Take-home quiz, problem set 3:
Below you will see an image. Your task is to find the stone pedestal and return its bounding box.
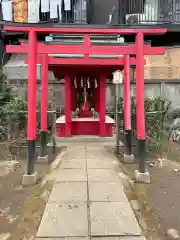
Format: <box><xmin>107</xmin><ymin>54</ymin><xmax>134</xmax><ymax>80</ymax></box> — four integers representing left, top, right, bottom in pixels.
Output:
<box><xmin>123</xmin><ymin>154</ymin><xmax>135</xmax><ymax>163</ymax></box>
<box><xmin>22</xmin><ymin>172</ymin><xmax>38</xmax><ymax>186</ymax></box>
<box><xmin>134</xmin><ymin>170</ymin><xmax>150</xmax><ymax>184</ymax></box>
<box><xmin>37</xmin><ymin>155</ymin><xmax>49</xmax><ymax>164</ymax></box>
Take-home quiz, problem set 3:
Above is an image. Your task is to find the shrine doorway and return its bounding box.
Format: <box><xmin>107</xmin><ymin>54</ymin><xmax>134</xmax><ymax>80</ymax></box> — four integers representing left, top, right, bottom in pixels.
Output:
<box><xmin>73</xmin><ymin>77</ymin><xmax>97</xmax><ymax>117</ymax></box>
<box><xmin>56</xmin><ymin>76</ymin><xmax>115</xmax><ymax>137</ymax></box>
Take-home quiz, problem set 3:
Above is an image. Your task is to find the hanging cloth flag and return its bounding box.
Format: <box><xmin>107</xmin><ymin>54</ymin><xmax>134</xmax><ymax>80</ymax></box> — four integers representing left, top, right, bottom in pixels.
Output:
<box><xmin>13</xmin><ymin>0</ymin><xmax>28</xmax><ymax>23</ymax></box>
<box><xmin>41</xmin><ymin>0</ymin><xmax>49</xmax><ymax>13</ymax></box>
<box><xmin>64</xmin><ymin>0</ymin><xmax>71</xmax><ymax>10</ymax></box>
<box><xmin>58</xmin><ymin>0</ymin><xmax>62</xmax><ymax>21</ymax></box>
<box><xmin>0</xmin><ymin>1</ymin><xmax>3</xmax><ymax>21</ymax></box>
<box><xmin>50</xmin><ymin>0</ymin><xmax>59</xmax><ymax>19</ymax></box>
<box><xmin>2</xmin><ymin>0</ymin><xmax>13</xmax><ymax>21</ymax></box>
<box><xmin>28</xmin><ymin>0</ymin><xmax>40</xmax><ymax>23</ymax></box>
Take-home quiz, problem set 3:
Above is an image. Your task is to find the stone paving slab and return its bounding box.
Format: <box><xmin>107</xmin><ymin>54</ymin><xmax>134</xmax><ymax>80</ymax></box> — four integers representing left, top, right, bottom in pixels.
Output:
<box><xmin>86</xmin><ymin>146</ymin><xmax>111</xmax><ymax>151</ymax></box>
<box><xmin>36</xmin><ymin>238</ymin><xmax>89</xmax><ymax>240</ymax></box>
<box><xmin>36</xmin><ymin>237</ymin><xmax>145</xmax><ymax>240</ymax></box>
<box><xmin>56</xmin><ymin>169</ymin><xmax>87</xmax><ymax>182</ymax></box>
<box><xmin>63</xmin><ymin>147</ymin><xmax>86</xmax><ymax>159</ymax></box>
<box><xmin>91</xmin><ymin>237</ymin><xmax>146</xmax><ymax>240</ymax></box>
<box><xmin>37</xmin><ymin>202</ymin><xmax>88</xmax><ymax>238</ymax></box>
<box><xmin>67</xmin><ymin>146</ymin><xmax>86</xmax><ymax>151</ymax></box>
<box><xmin>63</xmin><ymin>154</ymin><xmax>86</xmax><ymax>160</ymax></box>
<box><xmin>87</xmin><ymin>158</ymin><xmax>116</xmax><ymax>169</ymax></box>
<box><xmin>88</xmin><ymin>169</ymin><xmax>120</xmax><ymax>182</ymax></box>
<box><xmin>86</xmin><ymin>155</ymin><xmax>116</xmax><ymax>163</ymax></box>
<box><xmin>89</xmin><ymin>182</ymin><xmax>127</xmax><ymax>202</ymax></box>
<box><xmin>60</xmin><ymin>159</ymin><xmax>86</xmax><ymax>169</ymax></box>
<box><xmin>86</xmin><ymin>153</ymin><xmax>109</xmax><ymax>159</ymax></box>
<box><xmin>90</xmin><ymin>202</ymin><xmax>141</xmax><ymax>236</ymax></box>
<box><xmin>49</xmin><ymin>182</ymin><xmax>87</xmax><ymax>203</ymax></box>
<box><xmin>86</xmin><ymin>147</ymin><xmax>113</xmax><ymax>155</ymax></box>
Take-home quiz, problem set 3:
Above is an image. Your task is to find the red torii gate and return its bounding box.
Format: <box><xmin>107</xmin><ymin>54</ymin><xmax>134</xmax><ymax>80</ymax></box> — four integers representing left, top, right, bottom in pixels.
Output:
<box><xmin>4</xmin><ymin>25</ymin><xmax>167</xmax><ymax>185</ymax></box>
<box><xmin>25</xmin><ymin>54</ymin><xmax>146</xmax><ymax>142</ymax></box>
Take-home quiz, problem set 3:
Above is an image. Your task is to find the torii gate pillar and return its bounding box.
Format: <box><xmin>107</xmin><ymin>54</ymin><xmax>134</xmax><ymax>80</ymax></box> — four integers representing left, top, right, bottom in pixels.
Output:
<box><xmin>135</xmin><ymin>32</ymin><xmax>150</xmax><ymax>183</ymax></box>
<box><xmin>37</xmin><ymin>54</ymin><xmax>49</xmax><ymax>163</ymax></box>
<box><xmin>65</xmin><ymin>75</ymin><xmax>72</xmax><ymax>137</ymax></box>
<box><xmin>22</xmin><ymin>30</ymin><xmax>37</xmax><ymax>186</ymax></box>
<box><xmin>99</xmin><ymin>75</ymin><xmax>106</xmax><ymax>137</ymax></box>
<box><xmin>123</xmin><ymin>55</ymin><xmax>134</xmax><ymax>163</ymax></box>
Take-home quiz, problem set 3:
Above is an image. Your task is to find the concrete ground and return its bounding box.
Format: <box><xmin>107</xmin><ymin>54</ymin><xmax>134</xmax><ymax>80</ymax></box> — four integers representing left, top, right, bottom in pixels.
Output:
<box><xmin>0</xmin><ymin>146</ymin><xmax>62</xmax><ymax>240</ymax></box>
<box><xmin>36</xmin><ymin>145</ymin><xmax>145</xmax><ymax>240</ymax></box>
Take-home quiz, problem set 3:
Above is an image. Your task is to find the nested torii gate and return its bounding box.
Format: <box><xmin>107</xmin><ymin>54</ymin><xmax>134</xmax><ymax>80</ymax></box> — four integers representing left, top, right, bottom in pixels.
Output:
<box><xmin>4</xmin><ymin>25</ymin><xmax>167</xmax><ymax>185</ymax></box>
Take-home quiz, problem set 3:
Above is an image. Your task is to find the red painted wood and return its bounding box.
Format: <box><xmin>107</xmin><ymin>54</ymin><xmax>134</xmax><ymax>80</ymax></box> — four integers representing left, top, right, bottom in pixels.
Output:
<box><xmin>99</xmin><ymin>75</ymin><xmax>106</xmax><ymax>137</ymax></box>
<box><xmin>50</xmin><ymin>66</ymin><xmax>125</xmax><ymax>79</ymax></box>
<box><xmin>6</xmin><ymin>43</ymin><xmax>166</xmax><ymax>55</ymax></box>
<box><xmin>24</xmin><ymin>56</ymin><xmax>146</xmax><ymax>66</ymax></box>
<box><xmin>56</xmin><ymin>124</ymin><xmax>65</xmax><ymax>136</ymax></box>
<box><xmin>72</xmin><ymin>122</ymin><xmax>99</xmax><ymax>135</ymax></box>
<box><xmin>95</xmin><ymin>84</ymin><xmax>100</xmax><ymax>112</ymax></box>
<box><xmin>78</xmin><ymin>111</ymin><xmax>93</xmax><ymax>118</ymax></box>
<box><xmin>27</xmin><ymin>30</ymin><xmax>37</xmax><ymax>140</ymax></box>
<box><xmin>65</xmin><ymin>75</ymin><xmax>72</xmax><ymax>137</ymax></box>
<box><xmin>4</xmin><ymin>25</ymin><xmax>167</xmax><ymax>35</ymax></box>
<box><xmin>41</xmin><ymin>54</ymin><xmax>48</xmax><ymax>131</ymax></box>
<box><xmin>71</xmin><ymin>83</ymin><xmax>77</xmax><ymax>111</ymax></box>
<box><xmin>105</xmin><ymin>123</ymin><xmax>113</xmax><ymax>137</ymax></box>
<box><xmin>56</xmin><ymin>122</ymin><xmax>113</xmax><ymax>137</ymax></box>
<box><xmin>124</xmin><ymin>55</ymin><xmax>131</xmax><ymax>130</ymax></box>
<box><xmin>136</xmin><ymin>32</ymin><xmax>145</xmax><ymax>139</ymax></box>
<box><xmin>84</xmin><ymin>34</ymin><xmax>90</xmax><ymax>61</ymax></box>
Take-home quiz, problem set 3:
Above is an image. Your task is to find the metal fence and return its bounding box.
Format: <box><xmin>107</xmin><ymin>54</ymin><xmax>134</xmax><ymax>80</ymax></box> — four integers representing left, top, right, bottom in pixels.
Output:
<box><xmin>1</xmin><ymin>0</ymin><xmax>180</xmax><ymax>25</ymax></box>
<box><xmin>123</xmin><ymin>0</ymin><xmax>180</xmax><ymax>24</ymax></box>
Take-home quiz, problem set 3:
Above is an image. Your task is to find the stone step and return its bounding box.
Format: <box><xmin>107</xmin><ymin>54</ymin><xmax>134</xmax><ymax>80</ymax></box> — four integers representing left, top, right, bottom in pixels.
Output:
<box><xmin>48</xmin><ymin>135</ymin><xmax>124</xmax><ymax>147</ymax></box>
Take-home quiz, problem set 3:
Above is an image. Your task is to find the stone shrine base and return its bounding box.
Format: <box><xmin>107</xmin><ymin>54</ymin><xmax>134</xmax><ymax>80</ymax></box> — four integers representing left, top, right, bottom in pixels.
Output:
<box><xmin>56</xmin><ymin>115</ymin><xmax>114</xmax><ymax>137</ymax></box>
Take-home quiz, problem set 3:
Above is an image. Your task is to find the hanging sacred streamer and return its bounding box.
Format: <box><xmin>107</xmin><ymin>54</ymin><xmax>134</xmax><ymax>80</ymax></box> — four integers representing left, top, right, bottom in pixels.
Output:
<box><xmin>87</xmin><ymin>78</ymin><xmax>90</xmax><ymax>89</ymax></box>
<box><xmin>94</xmin><ymin>78</ymin><xmax>98</xmax><ymax>88</ymax></box>
<box><xmin>74</xmin><ymin>78</ymin><xmax>77</xmax><ymax>88</ymax></box>
<box><xmin>83</xmin><ymin>78</ymin><xmax>88</xmax><ymax>111</ymax></box>
<box><xmin>81</xmin><ymin>78</ymin><xmax>83</xmax><ymax>88</ymax></box>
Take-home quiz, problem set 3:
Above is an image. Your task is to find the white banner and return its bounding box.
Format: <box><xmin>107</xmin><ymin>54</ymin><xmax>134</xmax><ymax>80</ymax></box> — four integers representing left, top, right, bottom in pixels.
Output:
<box><xmin>41</xmin><ymin>0</ymin><xmax>50</xmax><ymax>13</ymax></box>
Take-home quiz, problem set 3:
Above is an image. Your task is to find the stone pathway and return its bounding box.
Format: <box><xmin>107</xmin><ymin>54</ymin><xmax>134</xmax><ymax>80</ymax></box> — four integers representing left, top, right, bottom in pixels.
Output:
<box><xmin>36</xmin><ymin>145</ymin><xmax>145</xmax><ymax>240</ymax></box>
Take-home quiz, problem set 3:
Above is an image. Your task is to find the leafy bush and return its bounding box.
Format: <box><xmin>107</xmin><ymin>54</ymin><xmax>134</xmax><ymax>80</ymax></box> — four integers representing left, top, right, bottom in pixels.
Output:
<box><xmin>116</xmin><ymin>96</ymin><xmax>170</xmax><ymax>137</ymax></box>
<box><xmin>128</xmin><ymin>96</ymin><xmax>170</xmax><ymax>151</ymax></box>
<box><xmin>106</xmin><ymin>96</ymin><xmax>171</xmax><ymax>151</ymax></box>
<box><xmin>0</xmin><ymin>73</ymin><xmax>12</xmax><ymax>104</ymax></box>
<box><xmin>0</xmin><ymin>71</ymin><xmax>53</xmax><ymax>140</ymax></box>
<box><xmin>0</xmin><ymin>73</ymin><xmax>13</xmax><ymax>139</ymax></box>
